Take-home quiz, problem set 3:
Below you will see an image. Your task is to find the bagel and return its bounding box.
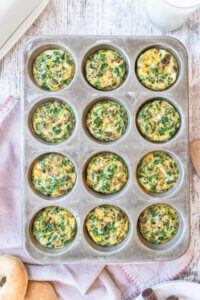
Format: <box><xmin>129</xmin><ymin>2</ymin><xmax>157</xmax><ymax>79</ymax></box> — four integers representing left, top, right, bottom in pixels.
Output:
<box><xmin>25</xmin><ymin>281</ymin><xmax>58</xmax><ymax>300</ymax></box>
<box><xmin>0</xmin><ymin>255</ymin><xmax>28</xmax><ymax>300</ymax></box>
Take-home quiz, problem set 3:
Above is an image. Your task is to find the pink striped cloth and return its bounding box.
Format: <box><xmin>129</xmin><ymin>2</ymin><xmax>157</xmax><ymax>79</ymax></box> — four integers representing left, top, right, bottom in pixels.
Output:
<box><xmin>0</xmin><ymin>96</ymin><xmax>193</xmax><ymax>299</ymax></box>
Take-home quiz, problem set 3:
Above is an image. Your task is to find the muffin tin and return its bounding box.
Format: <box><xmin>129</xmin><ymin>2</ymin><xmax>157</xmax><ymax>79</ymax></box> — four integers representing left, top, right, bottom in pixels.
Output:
<box><xmin>22</xmin><ymin>36</ymin><xmax>190</xmax><ymax>264</ymax></box>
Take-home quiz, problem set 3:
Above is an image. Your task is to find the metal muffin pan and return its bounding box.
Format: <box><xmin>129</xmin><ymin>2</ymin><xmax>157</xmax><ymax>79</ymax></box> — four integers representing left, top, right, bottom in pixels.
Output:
<box><xmin>22</xmin><ymin>36</ymin><xmax>190</xmax><ymax>264</ymax></box>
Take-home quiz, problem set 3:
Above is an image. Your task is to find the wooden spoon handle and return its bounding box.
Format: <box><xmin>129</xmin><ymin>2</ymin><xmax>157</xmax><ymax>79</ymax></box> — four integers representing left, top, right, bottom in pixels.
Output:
<box><xmin>190</xmin><ymin>140</ymin><xmax>200</xmax><ymax>177</ymax></box>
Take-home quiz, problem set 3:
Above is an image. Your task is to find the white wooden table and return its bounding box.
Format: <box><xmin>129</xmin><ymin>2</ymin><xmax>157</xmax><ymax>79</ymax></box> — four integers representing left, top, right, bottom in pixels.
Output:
<box><xmin>0</xmin><ymin>0</ymin><xmax>199</xmax><ymax>282</ymax></box>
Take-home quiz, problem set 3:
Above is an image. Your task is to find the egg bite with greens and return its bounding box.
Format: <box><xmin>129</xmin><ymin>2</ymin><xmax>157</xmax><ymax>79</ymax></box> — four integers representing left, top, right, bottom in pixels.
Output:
<box><xmin>31</xmin><ymin>153</ymin><xmax>76</xmax><ymax>198</ymax></box>
<box><xmin>138</xmin><ymin>203</ymin><xmax>179</xmax><ymax>245</ymax></box>
<box><xmin>85</xmin><ymin>49</ymin><xmax>127</xmax><ymax>91</ymax></box>
<box><xmin>33</xmin><ymin>49</ymin><xmax>75</xmax><ymax>91</ymax></box>
<box><xmin>136</xmin><ymin>47</ymin><xmax>178</xmax><ymax>91</ymax></box>
<box><xmin>86</xmin><ymin>100</ymin><xmax>128</xmax><ymax>142</ymax></box>
<box><xmin>32</xmin><ymin>100</ymin><xmax>76</xmax><ymax>143</ymax></box>
<box><xmin>137</xmin><ymin>151</ymin><xmax>179</xmax><ymax>193</ymax></box>
<box><xmin>85</xmin><ymin>205</ymin><xmax>129</xmax><ymax>247</ymax></box>
<box><xmin>86</xmin><ymin>152</ymin><xmax>128</xmax><ymax>194</ymax></box>
<box><xmin>32</xmin><ymin>206</ymin><xmax>77</xmax><ymax>249</ymax></box>
<box><xmin>136</xmin><ymin>99</ymin><xmax>181</xmax><ymax>142</ymax></box>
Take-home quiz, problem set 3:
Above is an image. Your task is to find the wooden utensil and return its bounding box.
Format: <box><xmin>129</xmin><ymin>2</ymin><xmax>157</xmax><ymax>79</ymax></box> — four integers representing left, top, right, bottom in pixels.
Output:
<box><xmin>190</xmin><ymin>140</ymin><xmax>200</xmax><ymax>177</ymax></box>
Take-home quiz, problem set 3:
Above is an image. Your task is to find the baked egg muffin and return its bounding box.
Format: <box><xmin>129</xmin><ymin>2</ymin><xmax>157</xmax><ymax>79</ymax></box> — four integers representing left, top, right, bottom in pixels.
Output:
<box><xmin>85</xmin><ymin>205</ymin><xmax>129</xmax><ymax>247</ymax></box>
<box><xmin>86</xmin><ymin>100</ymin><xmax>128</xmax><ymax>142</ymax></box>
<box><xmin>31</xmin><ymin>153</ymin><xmax>76</xmax><ymax>197</ymax></box>
<box><xmin>137</xmin><ymin>151</ymin><xmax>179</xmax><ymax>193</ymax></box>
<box><xmin>32</xmin><ymin>100</ymin><xmax>76</xmax><ymax>143</ymax></box>
<box><xmin>33</xmin><ymin>49</ymin><xmax>75</xmax><ymax>91</ymax></box>
<box><xmin>85</xmin><ymin>49</ymin><xmax>127</xmax><ymax>91</ymax></box>
<box><xmin>32</xmin><ymin>206</ymin><xmax>77</xmax><ymax>249</ymax></box>
<box><xmin>136</xmin><ymin>47</ymin><xmax>178</xmax><ymax>91</ymax></box>
<box><xmin>136</xmin><ymin>99</ymin><xmax>181</xmax><ymax>142</ymax></box>
<box><xmin>138</xmin><ymin>203</ymin><xmax>179</xmax><ymax>245</ymax></box>
<box><xmin>86</xmin><ymin>152</ymin><xmax>128</xmax><ymax>194</ymax></box>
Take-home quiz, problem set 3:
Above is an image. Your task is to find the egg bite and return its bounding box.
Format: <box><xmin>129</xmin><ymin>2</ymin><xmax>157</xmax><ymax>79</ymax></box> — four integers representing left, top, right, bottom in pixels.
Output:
<box><xmin>32</xmin><ymin>49</ymin><xmax>75</xmax><ymax>91</ymax></box>
<box><xmin>31</xmin><ymin>153</ymin><xmax>76</xmax><ymax>197</ymax></box>
<box><xmin>137</xmin><ymin>151</ymin><xmax>179</xmax><ymax>193</ymax></box>
<box><xmin>136</xmin><ymin>47</ymin><xmax>178</xmax><ymax>91</ymax></box>
<box><xmin>32</xmin><ymin>100</ymin><xmax>76</xmax><ymax>143</ymax></box>
<box><xmin>85</xmin><ymin>205</ymin><xmax>129</xmax><ymax>247</ymax></box>
<box><xmin>86</xmin><ymin>152</ymin><xmax>128</xmax><ymax>194</ymax></box>
<box><xmin>136</xmin><ymin>99</ymin><xmax>181</xmax><ymax>142</ymax></box>
<box><xmin>86</xmin><ymin>100</ymin><xmax>128</xmax><ymax>142</ymax></box>
<box><xmin>32</xmin><ymin>206</ymin><xmax>77</xmax><ymax>249</ymax></box>
<box><xmin>138</xmin><ymin>203</ymin><xmax>179</xmax><ymax>245</ymax></box>
<box><xmin>85</xmin><ymin>49</ymin><xmax>127</xmax><ymax>91</ymax></box>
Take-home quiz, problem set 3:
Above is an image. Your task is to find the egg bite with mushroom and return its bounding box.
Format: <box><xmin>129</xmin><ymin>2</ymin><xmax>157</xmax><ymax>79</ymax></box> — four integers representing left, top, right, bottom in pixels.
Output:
<box><xmin>136</xmin><ymin>47</ymin><xmax>178</xmax><ymax>91</ymax></box>
<box><xmin>85</xmin><ymin>49</ymin><xmax>127</xmax><ymax>91</ymax></box>
<box><xmin>31</xmin><ymin>153</ymin><xmax>76</xmax><ymax>197</ymax></box>
<box><xmin>85</xmin><ymin>205</ymin><xmax>129</xmax><ymax>247</ymax></box>
<box><xmin>32</xmin><ymin>206</ymin><xmax>77</xmax><ymax>249</ymax></box>
<box><xmin>136</xmin><ymin>99</ymin><xmax>181</xmax><ymax>142</ymax></box>
<box><xmin>32</xmin><ymin>49</ymin><xmax>75</xmax><ymax>91</ymax></box>
<box><xmin>138</xmin><ymin>203</ymin><xmax>179</xmax><ymax>245</ymax></box>
<box><xmin>32</xmin><ymin>100</ymin><xmax>76</xmax><ymax>143</ymax></box>
<box><xmin>86</xmin><ymin>100</ymin><xmax>128</xmax><ymax>142</ymax></box>
<box><xmin>137</xmin><ymin>151</ymin><xmax>179</xmax><ymax>193</ymax></box>
<box><xmin>86</xmin><ymin>152</ymin><xmax>128</xmax><ymax>194</ymax></box>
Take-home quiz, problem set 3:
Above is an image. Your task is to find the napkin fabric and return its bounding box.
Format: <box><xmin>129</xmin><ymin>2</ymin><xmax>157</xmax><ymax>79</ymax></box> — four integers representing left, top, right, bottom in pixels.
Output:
<box><xmin>0</xmin><ymin>96</ymin><xmax>193</xmax><ymax>300</ymax></box>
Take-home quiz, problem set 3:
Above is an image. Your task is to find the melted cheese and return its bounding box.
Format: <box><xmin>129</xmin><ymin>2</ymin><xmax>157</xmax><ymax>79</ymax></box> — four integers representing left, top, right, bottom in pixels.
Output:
<box><xmin>85</xmin><ymin>50</ymin><xmax>127</xmax><ymax>91</ymax></box>
<box><xmin>85</xmin><ymin>205</ymin><xmax>129</xmax><ymax>247</ymax></box>
<box><xmin>138</xmin><ymin>203</ymin><xmax>179</xmax><ymax>245</ymax></box>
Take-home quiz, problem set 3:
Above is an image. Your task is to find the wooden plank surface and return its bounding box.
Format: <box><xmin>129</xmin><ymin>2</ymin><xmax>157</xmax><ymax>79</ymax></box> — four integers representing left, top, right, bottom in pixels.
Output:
<box><xmin>0</xmin><ymin>0</ymin><xmax>200</xmax><ymax>282</ymax></box>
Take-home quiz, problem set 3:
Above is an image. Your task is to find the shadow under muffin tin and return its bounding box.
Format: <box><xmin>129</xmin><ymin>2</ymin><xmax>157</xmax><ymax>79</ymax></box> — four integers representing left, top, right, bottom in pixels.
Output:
<box><xmin>22</xmin><ymin>36</ymin><xmax>189</xmax><ymax>264</ymax></box>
